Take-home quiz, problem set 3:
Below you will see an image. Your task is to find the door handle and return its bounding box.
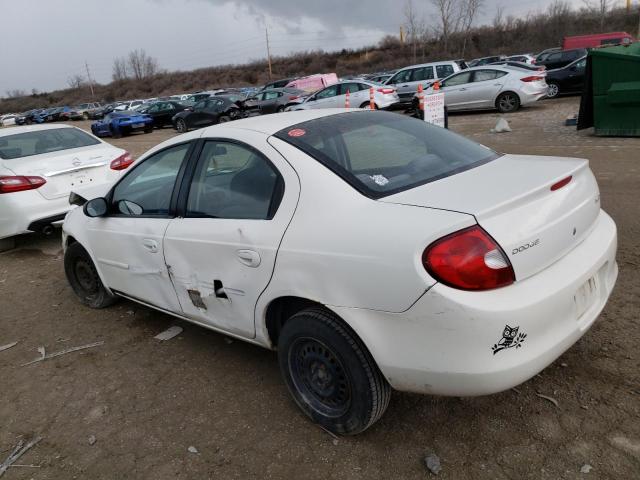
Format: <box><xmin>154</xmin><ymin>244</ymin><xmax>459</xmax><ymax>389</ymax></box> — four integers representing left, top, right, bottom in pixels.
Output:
<box><xmin>142</xmin><ymin>239</ymin><xmax>158</xmax><ymax>253</ymax></box>
<box><xmin>236</xmin><ymin>249</ymin><xmax>261</xmax><ymax>267</ymax></box>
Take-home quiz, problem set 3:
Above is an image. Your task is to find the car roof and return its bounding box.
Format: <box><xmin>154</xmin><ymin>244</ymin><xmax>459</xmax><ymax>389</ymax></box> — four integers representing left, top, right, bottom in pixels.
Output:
<box><xmin>396</xmin><ymin>61</ymin><xmax>456</xmax><ymax>70</ymax></box>
<box><xmin>0</xmin><ymin>123</ymin><xmax>74</xmax><ymax>138</ymax></box>
<box><xmin>200</xmin><ymin>109</ymin><xmax>351</xmax><ymax>136</ymax></box>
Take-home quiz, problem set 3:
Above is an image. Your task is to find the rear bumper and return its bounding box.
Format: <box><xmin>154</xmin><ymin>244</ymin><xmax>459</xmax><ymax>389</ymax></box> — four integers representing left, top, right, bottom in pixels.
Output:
<box><xmin>0</xmin><ymin>190</ymin><xmax>72</xmax><ymax>239</ymax></box>
<box><xmin>519</xmin><ymin>83</ymin><xmax>549</xmax><ymax>106</ymax></box>
<box><xmin>330</xmin><ymin>209</ymin><xmax>617</xmax><ymax>396</ymax></box>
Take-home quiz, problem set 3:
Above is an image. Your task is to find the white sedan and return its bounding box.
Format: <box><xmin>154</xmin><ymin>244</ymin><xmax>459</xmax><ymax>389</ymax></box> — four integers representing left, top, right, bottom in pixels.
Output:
<box><xmin>416</xmin><ymin>66</ymin><xmax>548</xmax><ymax>113</ymax></box>
<box><xmin>0</xmin><ymin>124</ymin><xmax>132</xmax><ymax>244</ymax></box>
<box><xmin>62</xmin><ymin>110</ymin><xmax>617</xmax><ymax>435</ymax></box>
<box><xmin>289</xmin><ymin>80</ymin><xmax>399</xmax><ymax>110</ymax></box>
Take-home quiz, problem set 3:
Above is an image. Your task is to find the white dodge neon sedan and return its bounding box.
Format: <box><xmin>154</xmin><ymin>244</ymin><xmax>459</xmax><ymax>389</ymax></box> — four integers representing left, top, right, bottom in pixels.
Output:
<box><xmin>0</xmin><ymin>124</ymin><xmax>132</xmax><ymax>243</ymax></box>
<box><xmin>62</xmin><ymin>110</ymin><xmax>617</xmax><ymax>435</ymax></box>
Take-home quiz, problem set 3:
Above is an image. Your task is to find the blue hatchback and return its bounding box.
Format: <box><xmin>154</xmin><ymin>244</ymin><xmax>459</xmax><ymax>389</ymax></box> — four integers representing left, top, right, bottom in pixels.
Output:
<box><xmin>91</xmin><ymin>111</ymin><xmax>153</xmax><ymax>138</ymax></box>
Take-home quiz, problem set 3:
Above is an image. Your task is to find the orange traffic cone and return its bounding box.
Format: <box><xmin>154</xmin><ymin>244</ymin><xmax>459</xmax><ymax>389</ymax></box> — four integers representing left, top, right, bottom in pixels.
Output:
<box><xmin>433</xmin><ymin>81</ymin><xmax>440</xmax><ymax>91</ymax></box>
<box><xmin>369</xmin><ymin>87</ymin><xmax>375</xmax><ymax>110</ymax></box>
<box><xmin>345</xmin><ymin>89</ymin><xmax>350</xmax><ymax>108</ymax></box>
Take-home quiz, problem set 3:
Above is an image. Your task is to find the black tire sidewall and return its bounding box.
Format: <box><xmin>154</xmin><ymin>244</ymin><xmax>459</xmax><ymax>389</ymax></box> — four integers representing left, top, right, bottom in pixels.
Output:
<box><xmin>278</xmin><ymin>308</ymin><xmax>384</xmax><ymax>435</ymax></box>
<box><xmin>497</xmin><ymin>92</ymin><xmax>520</xmax><ymax>113</ymax></box>
<box><xmin>64</xmin><ymin>243</ymin><xmax>115</xmax><ymax>309</ymax></box>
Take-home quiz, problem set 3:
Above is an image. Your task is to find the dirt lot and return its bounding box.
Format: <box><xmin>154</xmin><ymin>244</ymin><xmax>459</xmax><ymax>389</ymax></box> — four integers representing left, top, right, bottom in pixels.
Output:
<box><xmin>1</xmin><ymin>97</ymin><xmax>639</xmax><ymax>479</ymax></box>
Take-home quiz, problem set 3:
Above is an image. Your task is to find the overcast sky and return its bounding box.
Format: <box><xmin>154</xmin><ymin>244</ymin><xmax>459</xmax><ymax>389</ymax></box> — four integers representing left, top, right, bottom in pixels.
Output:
<box><xmin>0</xmin><ymin>0</ymin><xmax>582</xmax><ymax>95</ymax></box>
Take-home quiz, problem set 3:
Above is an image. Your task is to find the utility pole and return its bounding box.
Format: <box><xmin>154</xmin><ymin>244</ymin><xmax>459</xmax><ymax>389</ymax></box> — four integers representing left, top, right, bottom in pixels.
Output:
<box><xmin>84</xmin><ymin>60</ymin><xmax>95</xmax><ymax>99</ymax></box>
<box><xmin>265</xmin><ymin>25</ymin><xmax>273</xmax><ymax>80</ymax></box>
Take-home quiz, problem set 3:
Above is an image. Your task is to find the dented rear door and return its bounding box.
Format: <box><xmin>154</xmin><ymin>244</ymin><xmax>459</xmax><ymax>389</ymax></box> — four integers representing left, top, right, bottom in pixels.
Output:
<box><xmin>163</xmin><ymin>132</ymin><xmax>300</xmax><ymax>338</ymax></box>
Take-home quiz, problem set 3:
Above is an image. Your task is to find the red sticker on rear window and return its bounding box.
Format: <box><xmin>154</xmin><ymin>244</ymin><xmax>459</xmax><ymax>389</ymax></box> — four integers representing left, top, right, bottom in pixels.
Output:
<box><xmin>288</xmin><ymin>128</ymin><xmax>306</xmax><ymax>137</ymax></box>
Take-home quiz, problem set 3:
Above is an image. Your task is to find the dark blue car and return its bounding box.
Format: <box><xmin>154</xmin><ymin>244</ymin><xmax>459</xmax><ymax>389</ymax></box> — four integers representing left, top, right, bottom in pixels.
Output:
<box><xmin>90</xmin><ymin>110</ymin><xmax>153</xmax><ymax>138</ymax></box>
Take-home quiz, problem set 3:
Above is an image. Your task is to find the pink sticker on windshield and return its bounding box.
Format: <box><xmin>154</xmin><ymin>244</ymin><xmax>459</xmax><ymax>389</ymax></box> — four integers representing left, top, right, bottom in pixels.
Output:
<box><xmin>288</xmin><ymin>128</ymin><xmax>306</xmax><ymax>137</ymax></box>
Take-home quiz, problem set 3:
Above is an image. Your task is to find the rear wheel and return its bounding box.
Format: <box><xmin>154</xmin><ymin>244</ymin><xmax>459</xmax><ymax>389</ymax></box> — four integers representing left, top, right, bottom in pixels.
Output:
<box><xmin>277</xmin><ymin>105</ymin><xmax>285</xmax><ymax>113</ymax></box>
<box><xmin>496</xmin><ymin>91</ymin><xmax>520</xmax><ymax>113</ymax></box>
<box><xmin>176</xmin><ymin>118</ymin><xmax>188</xmax><ymax>133</ymax></box>
<box><xmin>359</xmin><ymin>102</ymin><xmax>378</xmax><ymax>110</ymax></box>
<box><xmin>278</xmin><ymin>308</ymin><xmax>391</xmax><ymax>435</ymax></box>
<box><xmin>547</xmin><ymin>82</ymin><xmax>560</xmax><ymax>98</ymax></box>
<box><xmin>64</xmin><ymin>242</ymin><xmax>117</xmax><ymax>309</ymax></box>
<box><xmin>218</xmin><ymin>115</ymin><xmax>231</xmax><ymax>123</ymax></box>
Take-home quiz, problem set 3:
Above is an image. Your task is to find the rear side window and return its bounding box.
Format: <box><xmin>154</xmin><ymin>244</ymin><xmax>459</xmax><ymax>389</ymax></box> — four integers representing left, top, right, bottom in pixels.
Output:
<box><xmin>473</xmin><ymin>70</ymin><xmax>507</xmax><ymax>82</ymax></box>
<box><xmin>275</xmin><ymin>111</ymin><xmax>499</xmax><ymax>198</ymax></box>
<box><xmin>0</xmin><ymin>128</ymin><xmax>100</xmax><ymax>160</ymax></box>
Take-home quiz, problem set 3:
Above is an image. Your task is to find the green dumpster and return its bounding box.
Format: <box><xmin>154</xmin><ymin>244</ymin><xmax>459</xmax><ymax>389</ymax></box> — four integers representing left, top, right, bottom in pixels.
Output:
<box><xmin>577</xmin><ymin>43</ymin><xmax>640</xmax><ymax>136</ymax></box>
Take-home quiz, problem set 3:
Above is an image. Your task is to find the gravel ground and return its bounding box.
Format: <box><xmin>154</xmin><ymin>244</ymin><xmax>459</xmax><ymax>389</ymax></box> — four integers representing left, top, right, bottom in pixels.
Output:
<box><xmin>0</xmin><ymin>96</ymin><xmax>639</xmax><ymax>479</ymax></box>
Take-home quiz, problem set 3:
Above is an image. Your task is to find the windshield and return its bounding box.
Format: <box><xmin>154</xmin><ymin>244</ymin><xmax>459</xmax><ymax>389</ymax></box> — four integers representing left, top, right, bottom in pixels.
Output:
<box><xmin>0</xmin><ymin>128</ymin><xmax>100</xmax><ymax>160</ymax></box>
<box><xmin>274</xmin><ymin>111</ymin><xmax>500</xmax><ymax>198</ymax></box>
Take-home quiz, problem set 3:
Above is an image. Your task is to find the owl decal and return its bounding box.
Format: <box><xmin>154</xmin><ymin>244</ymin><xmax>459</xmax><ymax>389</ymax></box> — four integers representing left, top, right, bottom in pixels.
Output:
<box><xmin>492</xmin><ymin>325</ymin><xmax>527</xmax><ymax>355</ymax></box>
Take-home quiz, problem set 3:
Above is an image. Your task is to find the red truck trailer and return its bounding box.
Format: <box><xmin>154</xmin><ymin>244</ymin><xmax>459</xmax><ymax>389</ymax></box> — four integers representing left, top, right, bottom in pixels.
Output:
<box><xmin>563</xmin><ymin>32</ymin><xmax>634</xmax><ymax>50</ymax></box>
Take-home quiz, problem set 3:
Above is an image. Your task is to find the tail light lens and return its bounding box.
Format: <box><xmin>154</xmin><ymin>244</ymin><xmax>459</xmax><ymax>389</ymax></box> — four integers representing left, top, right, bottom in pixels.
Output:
<box><xmin>288</xmin><ymin>95</ymin><xmax>300</xmax><ymax>100</ymax></box>
<box><xmin>520</xmin><ymin>76</ymin><xmax>544</xmax><ymax>82</ymax></box>
<box><xmin>422</xmin><ymin>225</ymin><xmax>515</xmax><ymax>291</ymax></box>
<box><xmin>377</xmin><ymin>88</ymin><xmax>395</xmax><ymax>94</ymax></box>
<box><xmin>110</xmin><ymin>151</ymin><xmax>134</xmax><ymax>170</ymax></box>
<box><xmin>550</xmin><ymin>175</ymin><xmax>572</xmax><ymax>191</ymax></box>
<box><xmin>0</xmin><ymin>176</ymin><xmax>46</xmax><ymax>194</ymax></box>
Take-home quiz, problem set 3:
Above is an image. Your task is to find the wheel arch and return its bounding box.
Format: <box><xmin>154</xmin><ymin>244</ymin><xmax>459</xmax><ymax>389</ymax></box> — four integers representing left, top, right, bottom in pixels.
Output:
<box><xmin>495</xmin><ymin>89</ymin><xmax>521</xmax><ymax>108</ymax></box>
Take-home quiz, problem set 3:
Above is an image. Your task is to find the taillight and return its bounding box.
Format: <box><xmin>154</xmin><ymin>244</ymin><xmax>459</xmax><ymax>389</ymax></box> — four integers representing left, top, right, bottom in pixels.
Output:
<box><xmin>0</xmin><ymin>176</ymin><xmax>46</xmax><ymax>194</ymax></box>
<box><xmin>422</xmin><ymin>225</ymin><xmax>515</xmax><ymax>291</ymax></box>
<box><xmin>377</xmin><ymin>88</ymin><xmax>395</xmax><ymax>94</ymax></box>
<box><xmin>520</xmin><ymin>76</ymin><xmax>544</xmax><ymax>82</ymax></box>
<box><xmin>289</xmin><ymin>95</ymin><xmax>300</xmax><ymax>100</ymax></box>
<box><xmin>110</xmin><ymin>151</ymin><xmax>134</xmax><ymax>170</ymax></box>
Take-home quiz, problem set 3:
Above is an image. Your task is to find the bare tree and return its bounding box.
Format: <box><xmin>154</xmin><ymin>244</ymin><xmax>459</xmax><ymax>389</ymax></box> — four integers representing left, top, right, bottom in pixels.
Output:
<box><xmin>493</xmin><ymin>4</ymin><xmax>504</xmax><ymax>29</ymax></box>
<box><xmin>404</xmin><ymin>0</ymin><xmax>426</xmax><ymax>62</ymax></box>
<box><xmin>430</xmin><ymin>0</ymin><xmax>461</xmax><ymax>54</ymax></box>
<box><xmin>67</xmin><ymin>74</ymin><xmax>85</xmax><ymax>89</ymax></box>
<box><xmin>5</xmin><ymin>89</ymin><xmax>26</xmax><ymax>98</ymax></box>
<box><xmin>582</xmin><ymin>0</ymin><xmax>610</xmax><ymax>30</ymax></box>
<box><xmin>127</xmin><ymin>49</ymin><xmax>159</xmax><ymax>81</ymax></box>
<box><xmin>459</xmin><ymin>0</ymin><xmax>484</xmax><ymax>57</ymax></box>
<box><xmin>112</xmin><ymin>57</ymin><xmax>128</xmax><ymax>81</ymax></box>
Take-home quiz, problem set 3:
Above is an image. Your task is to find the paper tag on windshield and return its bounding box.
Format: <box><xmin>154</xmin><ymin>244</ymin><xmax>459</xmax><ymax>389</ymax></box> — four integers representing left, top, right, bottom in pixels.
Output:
<box><xmin>370</xmin><ymin>174</ymin><xmax>389</xmax><ymax>186</ymax></box>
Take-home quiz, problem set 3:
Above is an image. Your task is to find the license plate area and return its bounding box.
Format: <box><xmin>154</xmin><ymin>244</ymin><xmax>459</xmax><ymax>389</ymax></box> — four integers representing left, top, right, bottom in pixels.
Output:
<box><xmin>574</xmin><ymin>276</ymin><xmax>598</xmax><ymax>321</ymax></box>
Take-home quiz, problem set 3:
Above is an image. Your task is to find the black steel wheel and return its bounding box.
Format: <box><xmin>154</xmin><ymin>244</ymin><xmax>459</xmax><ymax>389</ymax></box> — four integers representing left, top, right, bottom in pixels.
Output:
<box><xmin>278</xmin><ymin>307</ymin><xmax>391</xmax><ymax>435</ymax></box>
<box><xmin>64</xmin><ymin>242</ymin><xmax>117</xmax><ymax>309</ymax></box>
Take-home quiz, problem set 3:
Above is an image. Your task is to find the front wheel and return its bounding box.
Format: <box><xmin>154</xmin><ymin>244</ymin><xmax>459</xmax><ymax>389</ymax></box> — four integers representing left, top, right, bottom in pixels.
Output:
<box><xmin>547</xmin><ymin>82</ymin><xmax>560</xmax><ymax>98</ymax></box>
<box><xmin>278</xmin><ymin>308</ymin><xmax>391</xmax><ymax>435</ymax></box>
<box><xmin>64</xmin><ymin>242</ymin><xmax>118</xmax><ymax>309</ymax></box>
<box><xmin>496</xmin><ymin>91</ymin><xmax>520</xmax><ymax>113</ymax></box>
<box><xmin>218</xmin><ymin>115</ymin><xmax>231</xmax><ymax>123</ymax></box>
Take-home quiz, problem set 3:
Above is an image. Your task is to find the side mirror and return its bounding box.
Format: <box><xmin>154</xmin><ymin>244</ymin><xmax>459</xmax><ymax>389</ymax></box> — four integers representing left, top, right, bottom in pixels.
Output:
<box><xmin>83</xmin><ymin>197</ymin><xmax>108</xmax><ymax>217</ymax></box>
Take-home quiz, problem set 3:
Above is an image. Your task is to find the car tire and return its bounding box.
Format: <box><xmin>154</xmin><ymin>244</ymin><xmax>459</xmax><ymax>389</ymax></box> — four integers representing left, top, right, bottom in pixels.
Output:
<box><xmin>278</xmin><ymin>307</ymin><xmax>391</xmax><ymax>436</ymax></box>
<box><xmin>110</xmin><ymin>126</ymin><xmax>122</xmax><ymax>139</ymax></box>
<box><xmin>219</xmin><ymin>115</ymin><xmax>231</xmax><ymax>123</ymax></box>
<box><xmin>64</xmin><ymin>242</ymin><xmax>118</xmax><ymax>309</ymax></box>
<box><xmin>547</xmin><ymin>82</ymin><xmax>560</xmax><ymax>98</ymax></box>
<box><xmin>83</xmin><ymin>112</ymin><xmax>89</xmax><ymax>120</ymax></box>
<box><xmin>496</xmin><ymin>91</ymin><xmax>520</xmax><ymax>113</ymax></box>
<box><xmin>176</xmin><ymin>119</ymin><xmax>187</xmax><ymax>133</ymax></box>
<box><xmin>144</xmin><ymin>126</ymin><xmax>153</xmax><ymax>133</ymax></box>
<box><xmin>277</xmin><ymin>105</ymin><xmax>285</xmax><ymax>113</ymax></box>
<box><xmin>359</xmin><ymin>102</ymin><xmax>378</xmax><ymax>110</ymax></box>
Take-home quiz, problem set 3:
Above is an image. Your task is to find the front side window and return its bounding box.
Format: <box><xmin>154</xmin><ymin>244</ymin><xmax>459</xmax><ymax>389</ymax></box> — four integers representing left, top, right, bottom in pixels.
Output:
<box><xmin>442</xmin><ymin>71</ymin><xmax>472</xmax><ymax>87</ymax></box>
<box><xmin>0</xmin><ymin>128</ymin><xmax>100</xmax><ymax>160</ymax></box>
<box><xmin>186</xmin><ymin>141</ymin><xmax>282</xmax><ymax>220</ymax></box>
<box><xmin>315</xmin><ymin>85</ymin><xmax>339</xmax><ymax>100</ymax></box>
<box><xmin>389</xmin><ymin>69</ymin><xmax>412</xmax><ymax>84</ymax></box>
<box><xmin>111</xmin><ymin>143</ymin><xmax>190</xmax><ymax>216</ymax></box>
<box><xmin>275</xmin><ymin>111</ymin><xmax>498</xmax><ymax>198</ymax></box>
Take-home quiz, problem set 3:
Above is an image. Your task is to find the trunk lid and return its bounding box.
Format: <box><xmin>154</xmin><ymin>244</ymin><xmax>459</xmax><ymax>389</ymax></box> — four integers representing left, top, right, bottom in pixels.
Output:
<box><xmin>381</xmin><ymin>154</ymin><xmax>601</xmax><ymax>281</ymax></box>
<box><xmin>1</xmin><ymin>144</ymin><xmax>122</xmax><ymax>200</ymax></box>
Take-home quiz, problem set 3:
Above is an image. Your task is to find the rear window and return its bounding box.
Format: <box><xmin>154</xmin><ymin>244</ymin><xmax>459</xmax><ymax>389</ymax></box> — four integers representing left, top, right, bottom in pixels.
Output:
<box><xmin>0</xmin><ymin>128</ymin><xmax>100</xmax><ymax>160</ymax></box>
<box><xmin>275</xmin><ymin>111</ymin><xmax>499</xmax><ymax>198</ymax></box>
